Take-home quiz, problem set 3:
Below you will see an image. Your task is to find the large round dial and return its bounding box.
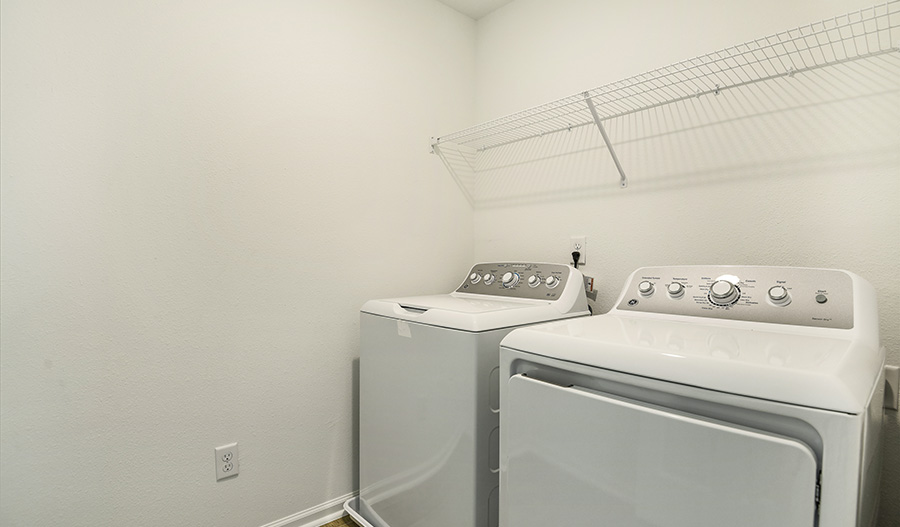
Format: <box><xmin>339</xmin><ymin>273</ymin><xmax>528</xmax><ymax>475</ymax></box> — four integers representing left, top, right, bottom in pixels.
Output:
<box><xmin>709</xmin><ymin>279</ymin><xmax>740</xmax><ymax>305</ymax></box>
<box><xmin>501</xmin><ymin>271</ymin><xmax>520</xmax><ymax>288</ymax></box>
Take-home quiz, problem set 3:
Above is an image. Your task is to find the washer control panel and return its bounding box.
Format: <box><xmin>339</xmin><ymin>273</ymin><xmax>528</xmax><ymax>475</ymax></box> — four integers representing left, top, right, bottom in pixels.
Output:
<box><xmin>616</xmin><ymin>266</ymin><xmax>853</xmax><ymax>329</ymax></box>
<box><xmin>456</xmin><ymin>262</ymin><xmax>573</xmax><ymax>301</ymax></box>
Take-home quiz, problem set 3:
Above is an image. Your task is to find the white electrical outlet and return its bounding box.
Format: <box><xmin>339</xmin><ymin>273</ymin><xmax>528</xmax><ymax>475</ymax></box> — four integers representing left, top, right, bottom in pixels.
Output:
<box><xmin>215</xmin><ymin>442</ymin><xmax>239</xmax><ymax>481</ymax></box>
<box><xmin>570</xmin><ymin>236</ymin><xmax>586</xmax><ymax>266</ymax></box>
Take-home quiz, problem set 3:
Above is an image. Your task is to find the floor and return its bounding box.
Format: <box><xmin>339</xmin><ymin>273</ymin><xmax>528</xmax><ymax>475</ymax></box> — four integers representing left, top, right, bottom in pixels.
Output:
<box><xmin>321</xmin><ymin>516</ymin><xmax>359</xmax><ymax>527</ymax></box>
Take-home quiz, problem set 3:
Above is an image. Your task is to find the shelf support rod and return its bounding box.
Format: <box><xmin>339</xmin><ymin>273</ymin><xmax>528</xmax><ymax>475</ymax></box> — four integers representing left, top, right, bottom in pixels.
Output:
<box><xmin>583</xmin><ymin>92</ymin><xmax>627</xmax><ymax>188</ymax></box>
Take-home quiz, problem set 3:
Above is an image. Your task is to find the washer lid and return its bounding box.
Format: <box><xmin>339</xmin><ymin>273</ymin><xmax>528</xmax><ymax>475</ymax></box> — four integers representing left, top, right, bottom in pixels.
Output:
<box><xmin>501</xmin><ymin>314</ymin><xmax>883</xmax><ymax>413</ymax></box>
<box><xmin>362</xmin><ymin>294</ymin><xmax>584</xmax><ymax>332</ymax></box>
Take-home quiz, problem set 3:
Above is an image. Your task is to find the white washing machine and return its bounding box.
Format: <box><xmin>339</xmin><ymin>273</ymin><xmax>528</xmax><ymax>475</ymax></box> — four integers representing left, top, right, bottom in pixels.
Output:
<box><xmin>499</xmin><ymin>265</ymin><xmax>885</xmax><ymax>527</ymax></box>
<box><xmin>345</xmin><ymin>262</ymin><xmax>589</xmax><ymax>527</ymax></box>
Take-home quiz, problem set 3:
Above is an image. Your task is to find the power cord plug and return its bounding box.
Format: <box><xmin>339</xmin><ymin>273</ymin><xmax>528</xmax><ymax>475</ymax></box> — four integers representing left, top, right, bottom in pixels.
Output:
<box><xmin>572</xmin><ymin>251</ymin><xmax>581</xmax><ymax>269</ymax></box>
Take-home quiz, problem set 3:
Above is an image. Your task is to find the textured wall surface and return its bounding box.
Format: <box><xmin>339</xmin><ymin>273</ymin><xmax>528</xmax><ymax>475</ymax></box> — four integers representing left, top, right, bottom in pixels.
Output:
<box><xmin>472</xmin><ymin>0</ymin><xmax>899</xmax><ymax>526</ymax></box>
<box><xmin>3</xmin><ymin>1</ymin><xmax>898</xmax><ymax>526</ymax></box>
<box><xmin>0</xmin><ymin>1</ymin><xmax>474</xmax><ymax>526</ymax></box>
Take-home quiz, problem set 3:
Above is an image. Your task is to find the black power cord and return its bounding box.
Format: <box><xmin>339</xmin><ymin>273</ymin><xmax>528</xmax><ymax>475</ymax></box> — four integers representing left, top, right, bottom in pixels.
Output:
<box><xmin>572</xmin><ymin>251</ymin><xmax>581</xmax><ymax>269</ymax></box>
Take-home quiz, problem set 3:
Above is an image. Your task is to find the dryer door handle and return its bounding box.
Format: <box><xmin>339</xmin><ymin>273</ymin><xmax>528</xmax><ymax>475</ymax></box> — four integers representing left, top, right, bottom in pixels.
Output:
<box><xmin>396</xmin><ymin>304</ymin><xmax>429</xmax><ymax>315</ymax></box>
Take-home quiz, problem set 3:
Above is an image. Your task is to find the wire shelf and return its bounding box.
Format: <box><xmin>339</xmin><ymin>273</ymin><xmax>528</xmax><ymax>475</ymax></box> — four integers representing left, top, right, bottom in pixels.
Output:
<box><xmin>433</xmin><ymin>1</ymin><xmax>900</xmax><ymax>205</ymax></box>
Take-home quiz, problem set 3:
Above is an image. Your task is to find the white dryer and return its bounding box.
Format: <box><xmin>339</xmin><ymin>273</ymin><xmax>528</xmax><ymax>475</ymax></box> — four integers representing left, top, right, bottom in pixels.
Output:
<box><xmin>499</xmin><ymin>266</ymin><xmax>885</xmax><ymax>527</ymax></box>
<box><xmin>346</xmin><ymin>262</ymin><xmax>589</xmax><ymax>527</ymax></box>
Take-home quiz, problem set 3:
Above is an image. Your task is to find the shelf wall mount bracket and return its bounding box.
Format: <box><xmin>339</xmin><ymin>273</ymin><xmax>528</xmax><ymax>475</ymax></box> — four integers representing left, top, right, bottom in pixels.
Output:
<box><xmin>583</xmin><ymin>91</ymin><xmax>628</xmax><ymax>189</ymax></box>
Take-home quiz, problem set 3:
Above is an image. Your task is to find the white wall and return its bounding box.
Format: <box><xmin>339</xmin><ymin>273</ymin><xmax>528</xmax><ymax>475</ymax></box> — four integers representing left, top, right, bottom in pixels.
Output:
<box><xmin>473</xmin><ymin>1</ymin><xmax>900</xmax><ymax>526</ymax></box>
<box><xmin>0</xmin><ymin>1</ymin><xmax>474</xmax><ymax>526</ymax></box>
<box><xmin>3</xmin><ymin>1</ymin><xmax>898</xmax><ymax>526</ymax></box>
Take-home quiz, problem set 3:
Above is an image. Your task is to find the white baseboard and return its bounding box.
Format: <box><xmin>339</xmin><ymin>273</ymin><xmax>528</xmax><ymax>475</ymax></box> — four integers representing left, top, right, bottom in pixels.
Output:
<box><xmin>259</xmin><ymin>492</ymin><xmax>357</xmax><ymax>527</ymax></box>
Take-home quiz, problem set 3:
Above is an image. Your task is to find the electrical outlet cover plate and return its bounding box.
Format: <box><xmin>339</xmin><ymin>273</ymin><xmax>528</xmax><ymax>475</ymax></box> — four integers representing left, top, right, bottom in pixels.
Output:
<box><xmin>570</xmin><ymin>236</ymin><xmax>586</xmax><ymax>265</ymax></box>
<box><xmin>215</xmin><ymin>442</ymin><xmax>239</xmax><ymax>481</ymax></box>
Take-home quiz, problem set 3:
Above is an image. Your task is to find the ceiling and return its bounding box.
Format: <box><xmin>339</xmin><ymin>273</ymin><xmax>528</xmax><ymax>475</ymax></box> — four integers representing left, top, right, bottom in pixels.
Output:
<box><xmin>435</xmin><ymin>0</ymin><xmax>516</xmax><ymax>20</ymax></box>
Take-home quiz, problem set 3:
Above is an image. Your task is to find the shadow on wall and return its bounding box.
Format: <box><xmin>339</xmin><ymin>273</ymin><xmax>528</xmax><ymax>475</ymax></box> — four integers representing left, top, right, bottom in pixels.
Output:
<box><xmin>879</xmin><ymin>408</ymin><xmax>900</xmax><ymax>527</ymax></box>
<box><xmin>352</xmin><ymin>358</ymin><xmax>360</xmax><ymax>493</ymax></box>
<box><xmin>437</xmin><ymin>61</ymin><xmax>900</xmax><ymax>209</ymax></box>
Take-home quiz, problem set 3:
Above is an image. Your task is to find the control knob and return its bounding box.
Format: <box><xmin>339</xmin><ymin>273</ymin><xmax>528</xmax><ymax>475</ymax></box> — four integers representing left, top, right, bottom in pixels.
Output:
<box><xmin>469</xmin><ymin>273</ymin><xmax>481</xmax><ymax>285</ymax></box>
<box><xmin>667</xmin><ymin>282</ymin><xmax>685</xmax><ymax>298</ymax></box>
<box><xmin>638</xmin><ymin>280</ymin><xmax>654</xmax><ymax>296</ymax></box>
<box><xmin>709</xmin><ymin>279</ymin><xmax>740</xmax><ymax>305</ymax></box>
<box><xmin>545</xmin><ymin>276</ymin><xmax>560</xmax><ymax>289</ymax></box>
<box><xmin>527</xmin><ymin>275</ymin><xmax>541</xmax><ymax>288</ymax></box>
<box><xmin>767</xmin><ymin>285</ymin><xmax>791</xmax><ymax>306</ymax></box>
<box><xmin>483</xmin><ymin>273</ymin><xmax>495</xmax><ymax>285</ymax></box>
<box><xmin>501</xmin><ymin>272</ymin><xmax>520</xmax><ymax>288</ymax></box>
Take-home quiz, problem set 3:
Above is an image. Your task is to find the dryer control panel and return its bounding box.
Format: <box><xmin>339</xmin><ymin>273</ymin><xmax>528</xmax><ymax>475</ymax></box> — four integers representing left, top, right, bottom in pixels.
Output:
<box><xmin>615</xmin><ymin>266</ymin><xmax>854</xmax><ymax>329</ymax></box>
<box><xmin>456</xmin><ymin>262</ymin><xmax>574</xmax><ymax>301</ymax></box>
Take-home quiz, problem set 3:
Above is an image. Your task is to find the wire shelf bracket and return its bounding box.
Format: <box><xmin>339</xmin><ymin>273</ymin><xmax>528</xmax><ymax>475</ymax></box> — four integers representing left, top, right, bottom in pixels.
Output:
<box><xmin>583</xmin><ymin>91</ymin><xmax>628</xmax><ymax>188</ymax></box>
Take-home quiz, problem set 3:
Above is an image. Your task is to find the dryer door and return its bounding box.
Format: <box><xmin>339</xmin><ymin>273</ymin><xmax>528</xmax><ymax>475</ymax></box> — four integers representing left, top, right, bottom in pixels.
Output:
<box><xmin>502</xmin><ymin>374</ymin><xmax>818</xmax><ymax>527</ymax></box>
